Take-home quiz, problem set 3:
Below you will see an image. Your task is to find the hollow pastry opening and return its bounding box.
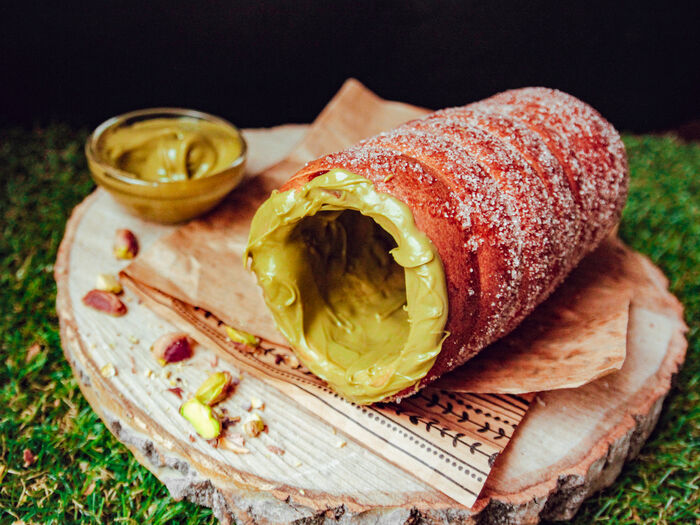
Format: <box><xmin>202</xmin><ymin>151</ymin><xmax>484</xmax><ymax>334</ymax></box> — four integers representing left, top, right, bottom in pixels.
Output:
<box><xmin>295</xmin><ymin>209</ymin><xmax>410</xmax><ymax>370</ymax></box>
<box><xmin>245</xmin><ymin>169</ymin><xmax>448</xmax><ymax>403</ymax></box>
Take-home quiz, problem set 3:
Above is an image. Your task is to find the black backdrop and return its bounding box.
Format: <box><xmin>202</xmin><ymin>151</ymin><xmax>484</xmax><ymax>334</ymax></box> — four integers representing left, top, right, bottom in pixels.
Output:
<box><xmin>1</xmin><ymin>1</ymin><xmax>698</xmax><ymax>132</ymax></box>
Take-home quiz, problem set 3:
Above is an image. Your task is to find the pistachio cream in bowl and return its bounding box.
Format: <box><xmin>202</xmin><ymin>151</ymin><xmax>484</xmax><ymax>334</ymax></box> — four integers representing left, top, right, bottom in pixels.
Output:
<box><xmin>86</xmin><ymin>108</ymin><xmax>246</xmax><ymax>223</ymax></box>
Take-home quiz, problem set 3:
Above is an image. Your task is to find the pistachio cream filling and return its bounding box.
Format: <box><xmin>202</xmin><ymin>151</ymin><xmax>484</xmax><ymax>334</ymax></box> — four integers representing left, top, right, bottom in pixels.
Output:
<box><xmin>245</xmin><ymin>169</ymin><xmax>448</xmax><ymax>404</ymax></box>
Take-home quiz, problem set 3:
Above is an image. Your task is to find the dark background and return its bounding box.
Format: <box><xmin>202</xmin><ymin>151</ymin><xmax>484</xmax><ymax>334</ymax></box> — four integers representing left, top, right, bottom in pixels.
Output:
<box><xmin>1</xmin><ymin>1</ymin><xmax>698</xmax><ymax>132</ymax></box>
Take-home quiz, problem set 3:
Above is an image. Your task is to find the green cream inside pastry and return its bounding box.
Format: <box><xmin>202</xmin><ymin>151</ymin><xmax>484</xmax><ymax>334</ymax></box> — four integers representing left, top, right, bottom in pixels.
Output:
<box><xmin>245</xmin><ymin>169</ymin><xmax>448</xmax><ymax>404</ymax></box>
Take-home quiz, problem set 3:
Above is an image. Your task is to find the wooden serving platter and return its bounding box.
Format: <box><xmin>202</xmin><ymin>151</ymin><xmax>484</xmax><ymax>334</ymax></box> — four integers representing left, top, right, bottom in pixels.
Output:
<box><xmin>55</xmin><ymin>125</ymin><xmax>687</xmax><ymax>524</ymax></box>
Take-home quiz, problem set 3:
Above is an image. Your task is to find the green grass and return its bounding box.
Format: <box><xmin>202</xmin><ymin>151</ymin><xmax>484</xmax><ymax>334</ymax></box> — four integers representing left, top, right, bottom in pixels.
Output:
<box><xmin>0</xmin><ymin>126</ymin><xmax>698</xmax><ymax>524</ymax></box>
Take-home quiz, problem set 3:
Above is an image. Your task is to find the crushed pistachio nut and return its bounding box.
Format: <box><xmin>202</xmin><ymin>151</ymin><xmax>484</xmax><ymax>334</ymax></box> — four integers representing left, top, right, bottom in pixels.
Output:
<box><xmin>167</xmin><ymin>387</ymin><xmax>184</xmax><ymax>399</ymax></box>
<box><xmin>95</xmin><ymin>273</ymin><xmax>123</xmax><ymax>294</ymax></box>
<box><xmin>220</xmin><ymin>415</ymin><xmax>241</xmax><ymax>430</ymax></box>
<box><xmin>180</xmin><ymin>398</ymin><xmax>221</xmax><ymax>440</ymax></box>
<box><xmin>227</xmin><ymin>432</ymin><xmax>246</xmax><ymax>447</ymax></box>
<box><xmin>219</xmin><ymin>438</ymin><xmax>250</xmax><ymax>454</ymax></box>
<box><xmin>82</xmin><ymin>289</ymin><xmax>127</xmax><ymax>316</ymax></box>
<box><xmin>113</xmin><ymin>229</ymin><xmax>139</xmax><ymax>259</ymax></box>
<box><xmin>224</xmin><ymin>326</ymin><xmax>260</xmax><ymax>348</ymax></box>
<box><xmin>150</xmin><ymin>332</ymin><xmax>194</xmax><ymax>365</ymax></box>
<box><xmin>100</xmin><ymin>363</ymin><xmax>117</xmax><ymax>377</ymax></box>
<box><xmin>243</xmin><ymin>413</ymin><xmax>265</xmax><ymax>438</ymax></box>
<box><xmin>195</xmin><ymin>371</ymin><xmax>234</xmax><ymax>406</ymax></box>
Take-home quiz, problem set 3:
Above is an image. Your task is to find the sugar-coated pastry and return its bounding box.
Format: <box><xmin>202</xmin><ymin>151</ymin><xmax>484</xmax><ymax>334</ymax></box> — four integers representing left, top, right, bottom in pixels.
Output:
<box><xmin>245</xmin><ymin>88</ymin><xmax>628</xmax><ymax>404</ymax></box>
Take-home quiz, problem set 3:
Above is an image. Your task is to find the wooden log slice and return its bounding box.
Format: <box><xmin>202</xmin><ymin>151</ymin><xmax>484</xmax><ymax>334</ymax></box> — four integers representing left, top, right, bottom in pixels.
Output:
<box><xmin>55</xmin><ymin>125</ymin><xmax>687</xmax><ymax>524</ymax></box>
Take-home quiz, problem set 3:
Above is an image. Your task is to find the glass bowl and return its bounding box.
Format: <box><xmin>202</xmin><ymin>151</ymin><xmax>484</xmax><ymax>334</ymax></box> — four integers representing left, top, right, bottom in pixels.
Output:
<box><xmin>86</xmin><ymin>108</ymin><xmax>247</xmax><ymax>223</ymax></box>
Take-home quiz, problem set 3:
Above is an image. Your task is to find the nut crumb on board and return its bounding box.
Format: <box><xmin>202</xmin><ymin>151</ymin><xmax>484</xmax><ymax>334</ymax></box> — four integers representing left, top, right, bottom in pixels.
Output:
<box><xmin>244</xmin><ymin>413</ymin><xmax>265</xmax><ymax>437</ymax></box>
<box><xmin>150</xmin><ymin>332</ymin><xmax>195</xmax><ymax>365</ymax></box>
<box><xmin>267</xmin><ymin>445</ymin><xmax>285</xmax><ymax>455</ymax></box>
<box><xmin>100</xmin><ymin>363</ymin><xmax>116</xmax><ymax>377</ymax></box>
<box><xmin>167</xmin><ymin>387</ymin><xmax>184</xmax><ymax>399</ymax></box>
<box><xmin>219</xmin><ymin>437</ymin><xmax>250</xmax><ymax>454</ymax></box>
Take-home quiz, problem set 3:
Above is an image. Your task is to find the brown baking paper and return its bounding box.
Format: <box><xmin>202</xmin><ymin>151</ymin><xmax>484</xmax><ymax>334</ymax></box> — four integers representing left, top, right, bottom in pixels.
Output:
<box><xmin>435</xmin><ymin>237</ymin><xmax>633</xmax><ymax>393</ymax></box>
<box><xmin>121</xmin><ymin>79</ymin><xmax>631</xmax><ymax>506</ymax></box>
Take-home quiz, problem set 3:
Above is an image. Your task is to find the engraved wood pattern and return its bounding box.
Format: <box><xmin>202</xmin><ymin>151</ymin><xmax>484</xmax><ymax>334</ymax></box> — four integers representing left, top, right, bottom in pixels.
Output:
<box><xmin>55</xmin><ymin>124</ymin><xmax>687</xmax><ymax>524</ymax></box>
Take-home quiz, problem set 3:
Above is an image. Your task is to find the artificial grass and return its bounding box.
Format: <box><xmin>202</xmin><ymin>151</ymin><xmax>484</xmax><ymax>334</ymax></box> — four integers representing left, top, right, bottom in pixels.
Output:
<box><xmin>0</xmin><ymin>125</ymin><xmax>698</xmax><ymax>524</ymax></box>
